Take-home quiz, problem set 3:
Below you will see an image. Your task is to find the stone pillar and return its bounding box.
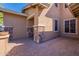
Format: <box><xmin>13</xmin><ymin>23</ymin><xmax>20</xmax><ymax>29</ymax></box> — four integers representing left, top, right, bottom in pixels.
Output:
<box><xmin>0</xmin><ymin>32</ymin><xmax>9</xmax><ymax>56</ymax></box>
<box><xmin>34</xmin><ymin>26</ymin><xmax>45</xmax><ymax>43</ymax></box>
<box><xmin>33</xmin><ymin>6</ymin><xmax>40</xmax><ymax>43</ymax></box>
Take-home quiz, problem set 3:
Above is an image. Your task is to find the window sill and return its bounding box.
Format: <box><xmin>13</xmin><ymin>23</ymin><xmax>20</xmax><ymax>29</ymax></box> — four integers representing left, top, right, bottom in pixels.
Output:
<box><xmin>54</xmin><ymin>31</ymin><xmax>59</xmax><ymax>32</ymax></box>
<box><xmin>63</xmin><ymin>32</ymin><xmax>78</xmax><ymax>35</ymax></box>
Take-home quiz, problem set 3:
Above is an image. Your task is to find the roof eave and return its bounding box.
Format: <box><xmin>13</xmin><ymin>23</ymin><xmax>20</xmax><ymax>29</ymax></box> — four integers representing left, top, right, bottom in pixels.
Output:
<box><xmin>0</xmin><ymin>8</ymin><xmax>27</xmax><ymax>17</ymax></box>
<box><xmin>22</xmin><ymin>3</ymin><xmax>47</xmax><ymax>12</ymax></box>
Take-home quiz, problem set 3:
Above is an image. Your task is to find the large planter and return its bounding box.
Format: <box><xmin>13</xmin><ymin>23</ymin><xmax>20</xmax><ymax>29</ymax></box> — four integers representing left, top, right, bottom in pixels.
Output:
<box><xmin>0</xmin><ymin>32</ymin><xmax>9</xmax><ymax>56</ymax></box>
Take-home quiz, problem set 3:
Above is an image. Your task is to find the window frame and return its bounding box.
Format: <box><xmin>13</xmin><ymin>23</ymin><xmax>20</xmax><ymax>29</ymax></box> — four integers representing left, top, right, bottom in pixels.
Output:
<box><xmin>63</xmin><ymin>18</ymin><xmax>78</xmax><ymax>34</ymax></box>
<box><xmin>53</xmin><ymin>18</ymin><xmax>59</xmax><ymax>32</ymax></box>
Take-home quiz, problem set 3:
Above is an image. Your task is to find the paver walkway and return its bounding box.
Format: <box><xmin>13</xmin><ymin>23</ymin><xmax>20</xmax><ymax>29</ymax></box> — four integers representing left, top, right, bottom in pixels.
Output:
<box><xmin>6</xmin><ymin>37</ymin><xmax>79</xmax><ymax>56</ymax></box>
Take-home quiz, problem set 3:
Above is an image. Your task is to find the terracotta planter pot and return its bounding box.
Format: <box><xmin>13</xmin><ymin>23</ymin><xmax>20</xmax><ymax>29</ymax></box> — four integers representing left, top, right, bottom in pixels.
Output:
<box><xmin>0</xmin><ymin>32</ymin><xmax>9</xmax><ymax>36</ymax></box>
<box><xmin>0</xmin><ymin>32</ymin><xmax>9</xmax><ymax>56</ymax></box>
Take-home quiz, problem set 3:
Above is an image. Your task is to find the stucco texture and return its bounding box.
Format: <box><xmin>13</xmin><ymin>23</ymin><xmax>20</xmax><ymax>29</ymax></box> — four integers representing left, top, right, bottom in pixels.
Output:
<box><xmin>3</xmin><ymin>12</ymin><xmax>27</xmax><ymax>39</ymax></box>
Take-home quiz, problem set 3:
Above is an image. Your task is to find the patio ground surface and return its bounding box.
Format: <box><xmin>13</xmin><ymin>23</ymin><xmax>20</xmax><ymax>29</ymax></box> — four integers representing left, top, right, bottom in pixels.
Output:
<box><xmin>6</xmin><ymin>37</ymin><xmax>79</xmax><ymax>56</ymax></box>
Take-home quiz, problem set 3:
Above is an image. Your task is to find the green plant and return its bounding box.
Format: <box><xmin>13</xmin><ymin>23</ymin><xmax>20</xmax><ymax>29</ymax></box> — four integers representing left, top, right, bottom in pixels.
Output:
<box><xmin>0</xmin><ymin>17</ymin><xmax>3</xmax><ymax>25</ymax></box>
<box><xmin>0</xmin><ymin>12</ymin><xmax>3</xmax><ymax>25</ymax></box>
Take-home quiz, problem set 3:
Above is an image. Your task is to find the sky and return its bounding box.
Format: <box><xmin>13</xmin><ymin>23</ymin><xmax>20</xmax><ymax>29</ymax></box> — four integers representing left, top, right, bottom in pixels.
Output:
<box><xmin>0</xmin><ymin>3</ymin><xmax>28</xmax><ymax>12</ymax></box>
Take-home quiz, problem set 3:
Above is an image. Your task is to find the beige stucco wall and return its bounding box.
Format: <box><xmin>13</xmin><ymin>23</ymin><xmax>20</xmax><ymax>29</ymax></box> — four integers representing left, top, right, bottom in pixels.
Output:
<box><xmin>23</xmin><ymin>6</ymin><xmax>44</xmax><ymax>16</ymax></box>
<box><xmin>38</xmin><ymin>4</ymin><xmax>60</xmax><ymax>41</ymax></box>
<box><xmin>24</xmin><ymin>7</ymin><xmax>35</xmax><ymax>16</ymax></box>
<box><xmin>3</xmin><ymin>12</ymin><xmax>27</xmax><ymax>39</ymax></box>
<box><xmin>46</xmin><ymin>4</ymin><xmax>60</xmax><ymax>18</ymax></box>
<box><xmin>39</xmin><ymin>3</ymin><xmax>79</xmax><ymax>40</ymax></box>
<box><xmin>28</xmin><ymin>17</ymin><xmax>34</xmax><ymax>27</ymax></box>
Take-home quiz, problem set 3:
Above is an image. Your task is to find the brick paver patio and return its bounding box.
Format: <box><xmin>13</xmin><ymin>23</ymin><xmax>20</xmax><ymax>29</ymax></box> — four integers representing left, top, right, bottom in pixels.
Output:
<box><xmin>6</xmin><ymin>37</ymin><xmax>79</xmax><ymax>56</ymax></box>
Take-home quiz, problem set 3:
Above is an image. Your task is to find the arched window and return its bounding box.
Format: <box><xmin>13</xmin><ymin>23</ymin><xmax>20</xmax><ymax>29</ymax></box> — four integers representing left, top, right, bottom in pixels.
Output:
<box><xmin>0</xmin><ymin>12</ymin><xmax>3</xmax><ymax>25</ymax></box>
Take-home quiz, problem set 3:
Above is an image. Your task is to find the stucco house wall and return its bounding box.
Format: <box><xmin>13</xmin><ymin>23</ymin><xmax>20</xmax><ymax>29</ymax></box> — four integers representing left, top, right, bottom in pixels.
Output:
<box><xmin>46</xmin><ymin>4</ymin><xmax>60</xmax><ymax>18</ymax></box>
<box><xmin>37</xmin><ymin>4</ymin><xmax>60</xmax><ymax>41</ymax></box>
<box><xmin>42</xmin><ymin>3</ymin><xmax>79</xmax><ymax>39</ymax></box>
<box><xmin>38</xmin><ymin>16</ymin><xmax>60</xmax><ymax>41</ymax></box>
<box><xmin>24</xmin><ymin>7</ymin><xmax>35</xmax><ymax>16</ymax></box>
<box><xmin>59</xmin><ymin>4</ymin><xmax>79</xmax><ymax>39</ymax></box>
<box><xmin>3</xmin><ymin>12</ymin><xmax>27</xmax><ymax>39</ymax></box>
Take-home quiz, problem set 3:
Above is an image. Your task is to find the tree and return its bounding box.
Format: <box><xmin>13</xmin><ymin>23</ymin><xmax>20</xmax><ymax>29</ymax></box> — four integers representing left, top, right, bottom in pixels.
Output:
<box><xmin>0</xmin><ymin>12</ymin><xmax>3</xmax><ymax>25</ymax></box>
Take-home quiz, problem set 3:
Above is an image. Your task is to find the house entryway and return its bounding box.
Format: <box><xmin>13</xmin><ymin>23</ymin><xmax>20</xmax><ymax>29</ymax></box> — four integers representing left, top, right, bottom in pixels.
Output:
<box><xmin>27</xmin><ymin>17</ymin><xmax>34</xmax><ymax>40</ymax></box>
<box><xmin>27</xmin><ymin>27</ymin><xmax>34</xmax><ymax>39</ymax></box>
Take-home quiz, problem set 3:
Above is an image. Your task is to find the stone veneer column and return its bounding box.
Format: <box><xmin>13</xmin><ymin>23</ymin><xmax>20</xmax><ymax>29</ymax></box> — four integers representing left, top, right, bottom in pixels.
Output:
<box><xmin>33</xmin><ymin>6</ymin><xmax>40</xmax><ymax>43</ymax></box>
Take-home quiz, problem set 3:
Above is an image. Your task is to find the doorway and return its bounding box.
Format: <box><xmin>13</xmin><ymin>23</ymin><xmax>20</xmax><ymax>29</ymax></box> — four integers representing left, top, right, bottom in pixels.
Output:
<box><xmin>27</xmin><ymin>17</ymin><xmax>34</xmax><ymax>39</ymax></box>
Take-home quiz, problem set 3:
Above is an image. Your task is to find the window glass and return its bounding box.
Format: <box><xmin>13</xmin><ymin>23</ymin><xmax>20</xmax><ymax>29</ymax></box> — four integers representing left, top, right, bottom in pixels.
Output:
<box><xmin>70</xmin><ymin>19</ymin><xmax>76</xmax><ymax>33</ymax></box>
<box><xmin>64</xmin><ymin>19</ymin><xmax>76</xmax><ymax>33</ymax></box>
<box><xmin>55</xmin><ymin>20</ymin><xmax>58</xmax><ymax>31</ymax></box>
<box><xmin>65</xmin><ymin>20</ymin><xmax>69</xmax><ymax>33</ymax></box>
